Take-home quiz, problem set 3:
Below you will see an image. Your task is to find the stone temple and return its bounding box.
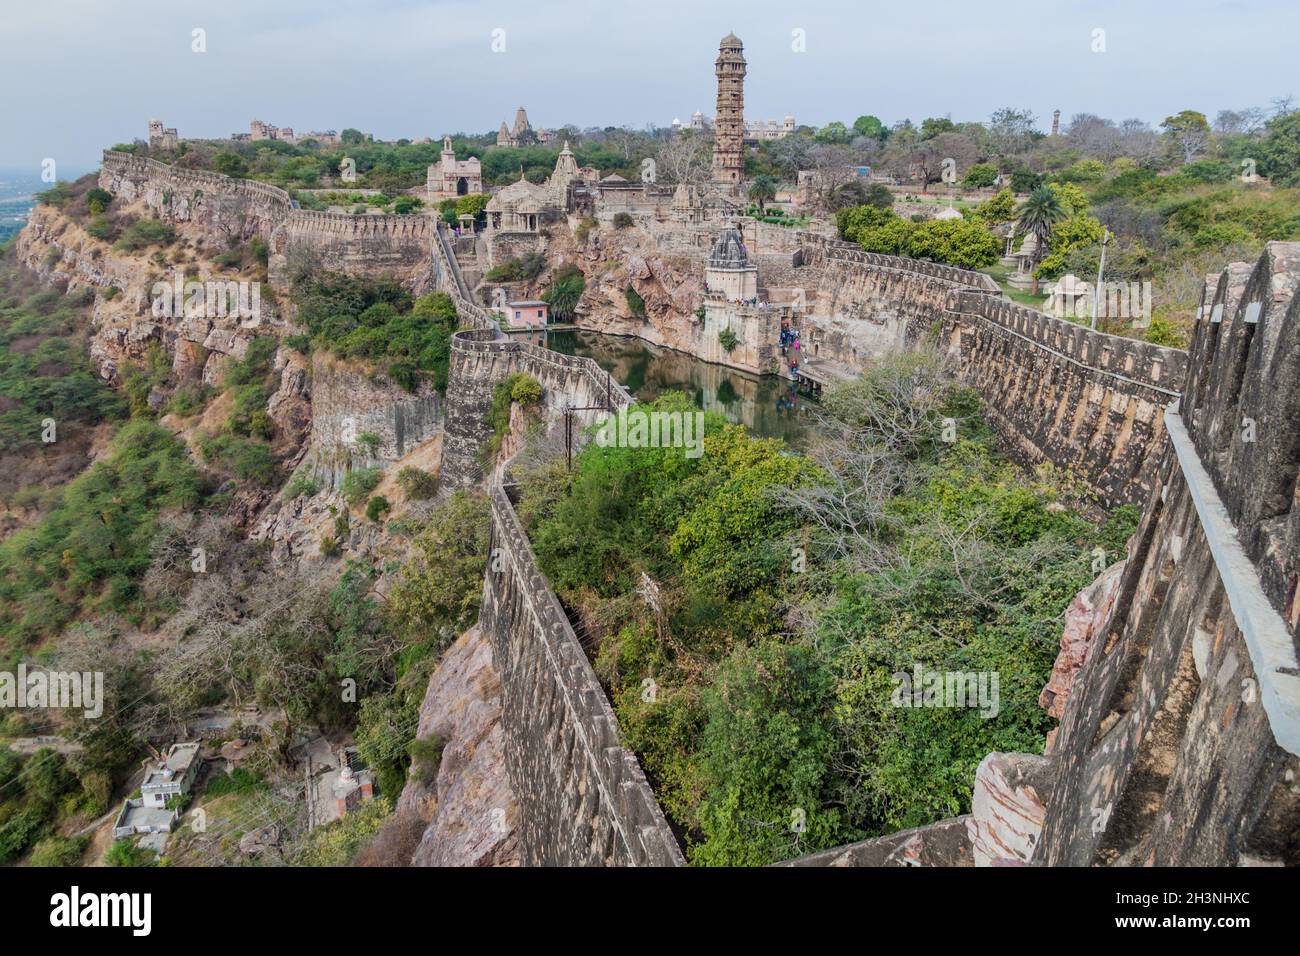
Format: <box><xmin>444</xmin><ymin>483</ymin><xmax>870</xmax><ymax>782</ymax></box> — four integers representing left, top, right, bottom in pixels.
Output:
<box><xmin>427</xmin><ymin>136</ymin><xmax>483</xmax><ymax>201</ymax></box>
<box><xmin>705</xmin><ymin>225</ymin><xmax>757</xmax><ymax>300</ymax></box>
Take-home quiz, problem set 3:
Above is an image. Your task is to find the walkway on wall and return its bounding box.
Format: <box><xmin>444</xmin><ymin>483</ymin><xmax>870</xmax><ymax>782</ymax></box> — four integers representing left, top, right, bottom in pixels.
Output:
<box><xmin>432</xmin><ymin>221</ymin><xmax>501</xmax><ymax>336</ymax></box>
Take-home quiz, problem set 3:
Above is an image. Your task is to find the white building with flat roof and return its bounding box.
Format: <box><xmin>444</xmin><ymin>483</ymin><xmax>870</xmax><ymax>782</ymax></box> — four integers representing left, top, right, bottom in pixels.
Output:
<box><xmin>140</xmin><ymin>741</ymin><xmax>202</xmax><ymax>808</ymax></box>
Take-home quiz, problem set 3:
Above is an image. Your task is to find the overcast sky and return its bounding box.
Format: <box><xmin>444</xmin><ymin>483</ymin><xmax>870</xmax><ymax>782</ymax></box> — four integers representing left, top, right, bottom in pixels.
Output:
<box><xmin>1</xmin><ymin>0</ymin><xmax>1295</xmax><ymax>173</ymax></box>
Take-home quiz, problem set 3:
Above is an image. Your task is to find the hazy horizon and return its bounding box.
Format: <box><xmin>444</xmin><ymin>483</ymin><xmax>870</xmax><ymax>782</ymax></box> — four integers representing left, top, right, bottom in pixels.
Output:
<box><xmin>2</xmin><ymin>0</ymin><xmax>1295</xmax><ymax>171</ymax></box>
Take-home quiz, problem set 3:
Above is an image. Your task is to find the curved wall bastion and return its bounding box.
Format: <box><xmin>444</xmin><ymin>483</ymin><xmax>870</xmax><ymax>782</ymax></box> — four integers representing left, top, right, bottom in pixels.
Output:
<box><xmin>439</xmin><ymin>327</ymin><xmax>631</xmax><ymax>490</ymax></box>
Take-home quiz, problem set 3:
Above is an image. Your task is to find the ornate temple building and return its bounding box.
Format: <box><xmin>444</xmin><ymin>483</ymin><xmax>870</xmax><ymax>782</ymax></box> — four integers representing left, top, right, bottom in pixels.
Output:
<box><xmin>496</xmin><ymin>106</ymin><xmax>551</xmax><ymax>147</ymax></box>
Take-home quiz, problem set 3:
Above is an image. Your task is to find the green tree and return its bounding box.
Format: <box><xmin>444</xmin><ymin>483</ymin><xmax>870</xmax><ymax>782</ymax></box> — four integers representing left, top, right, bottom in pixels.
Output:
<box><xmin>1160</xmin><ymin>109</ymin><xmax>1211</xmax><ymax>163</ymax></box>
<box><xmin>974</xmin><ymin>188</ymin><xmax>1016</xmax><ymax>223</ymax></box>
<box><xmin>1016</xmin><ymin>185</ymin><xmax>1065</xmax><ymax>292</ymax></box>
<box><xmin>963</xmin><ymin>162</ymin><xmax>998</xmax><ymax>189</ymax></box>
<box><xmin>1257</xmin><ymin>111</ymin><xmax>1300</xmax><ymax>186</ymax></box>
<box><xmin>814</xmin><ymin>121</ymin><xmax>851</xmax><ymax>145</ymax></box>
<box><xmin>905</xmin><ymin>217</ymin><xmax>1001</xmax><ymax>269</ymax></box>
<box><xmin>543</xmin><ymin>265</ymin><xmax>585</xmax><ymax>321</ymax></box>
<box><xmin>748</xmin><ymin>174</ymin><xmax>778</xmax><ymax>212</ymax></box>
<box><xmin>213</xmin><ymin>152</ymin><xmax>248</xmax><ymax>177</ymax></box>
<box><xmin>853</xmin><ymin>115</ymin><xmax>887</xmax><ymax>141</ymax></box>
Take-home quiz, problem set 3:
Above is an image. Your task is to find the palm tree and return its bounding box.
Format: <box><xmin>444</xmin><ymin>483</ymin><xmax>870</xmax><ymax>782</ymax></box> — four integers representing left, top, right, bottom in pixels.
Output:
<box><xmin>1016</xmin><ymin>185</ymin><xmax>1064</xmax><ymax>294</ymax></box>
<box><xmin>748</xmin><ymin>174</ymin><xmax>777</xmax><ymax>213</ymax></box>
<box><xmin>543</xmin><ymin>266</ymin><xmax>586</xmax><ymax>322</ymax></box>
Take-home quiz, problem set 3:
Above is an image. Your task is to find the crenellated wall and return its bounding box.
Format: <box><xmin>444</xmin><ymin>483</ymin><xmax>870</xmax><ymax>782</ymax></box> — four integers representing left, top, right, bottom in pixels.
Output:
<box><xmin>267</xmin><ymin>211</ymin><xmax>433</xmax><ymax>286</ymax></box>
<box><xmin>940</xmin><ymin>291</ymin><xmax>1186</xmax><ymax>508</ymax></box>
<box><xmin>479</xmin><ymin>480</ymin><xmax>684</xmax><ymax>866</ymax></box>
<box><xmin>439</xmin><ymin>328</ymin><xmax>630</xmax><ymax>489</ymax></box>
<box><xmin>779</xmin><ymin>234</ymin><xmax>1003</xmax><ymax>368</ymax></box>
<box><xmin>785</xmin><ymin>232</ymin><xmax>1185</xmax><ymax>508</ymax></box>
<box><xmin>1031</xmin><ymin>240</ymin><xmax>1300</xmax><ymax>866</ymax></box>
<box><xmin>98</xmin><ymin>151</ymin><xmax>435</xmax><ymax>288</ymax></box>
<box><xmin>787</xmin><ymin>241</ymin><xmax>1300</xmax><ymax>868</ymax></box>
<box><xmin>100</xmin><ymin>151</ymin><xmax>291</xmax><ymax>242</ymax></box>
<box><xmin>436</xmin><ymin>246</ymin><xmax>689</xmax><ymax>866</ymax></box>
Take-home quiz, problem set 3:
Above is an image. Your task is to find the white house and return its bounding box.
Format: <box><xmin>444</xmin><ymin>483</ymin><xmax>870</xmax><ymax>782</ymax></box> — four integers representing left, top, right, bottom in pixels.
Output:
<box><xmin>140</xmin><ymin>741</ymin><xmax>202</xmax><ymax>808</ymax></box>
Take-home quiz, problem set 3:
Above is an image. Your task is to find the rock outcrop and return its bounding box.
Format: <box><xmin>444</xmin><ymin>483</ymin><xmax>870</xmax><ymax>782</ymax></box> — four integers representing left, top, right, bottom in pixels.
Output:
<box><xmin>1039</xmin><ymin>560</ymin><xmax>1125</xmax><ymax>725</ymax></box>
<box><xmin>399</xmin><ymin>626</ymin><xmax>519</xmax><ymax>867</ymax></box>
<box><xmin>965</xmin><ymin>752</ymin><xmax>1052</xmax><ymax>866</ymax></box>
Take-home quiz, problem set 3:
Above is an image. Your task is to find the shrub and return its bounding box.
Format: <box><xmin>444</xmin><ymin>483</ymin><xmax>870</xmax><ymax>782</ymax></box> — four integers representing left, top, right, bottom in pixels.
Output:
<box><xmin>509</xmin><ymin>373</ymin><xmax>543</xmax><ymax>406</ymax></box>
<box><xmin>625</xmin><ymin>286</ymin><xmax>646</xmax><ymax>317</ymax></box>
<box><xmin>203</xmin><ymin>767</ymin><xmax>265</xmax><ymax>797</ymax></box>
<box><xmin>408</xmin><ymin>735</ymin><xmax>445</xmax><ymax>784</ymax></box>
<box><xmin>0</xmin><ymin>420</ymin><xmax>201</xmax><ymax>645</ymax></box>
<box><xmin>293</xmin><ymin>276</ymin><xmax>457</xmax><ymax>393</ymax></box>
<box><xmin>386</xmin><ymin>491</ymin><xmax>490</xmax><ymax>649</ymax></box>
<box><xmin>718</xmin><ymin>327</ymin><xmax>738</xmax><ymax>352</ymax></box>
<box><xmin>963</xmin><ymin>163</ymin><xmax>998</xmax><ymax>188</ymax></box>
<box><xmin>86</xmin><ymin>187</ymin><xmax>113</xmax><ymax>215</ymax></box>
<box><xmin>613</xmin><ymin>212</ymin><xmax>634</xmax><ymax>229</ymax></box>
<box><xmin>114</xmin><ymin>218</ymin><xmax>176</xmax><ymax>252</ymax></box>
<box><xmin>484</xmin><ymin>252</ymin><xmax>546</xmax><ymax>282</ymax></box>
<box><xmin>104</xmin><ymin>838</ymin><xmax>156</xmax><ymax>867</ymax></box>
<box><xmin>85</xmin><ymin>216</ymin><xmax>117</xmax><ymax>241</ymax></box>
<box><xmin>28</xmin><ymin>834</ymin><xmax>89</xmax><ymax>867</ymax></box>
<box><xmin>396</xmin><ymin>466</ymin><xmax>438</xmax><ymax>500</ymax></box>
<box><xmin>285</xmin><ymin>472</ymin><xmax>320</xmax><ymax>499</ymax></box>
<box><xmin>342</xmin><ymin>467</ymin><xmax>382</xmax><ymax>506</ymax></box>
<box><xmin>365</xmin><ymin>495</ymin><xmax>391</xmax><ymax>523</ymax></box>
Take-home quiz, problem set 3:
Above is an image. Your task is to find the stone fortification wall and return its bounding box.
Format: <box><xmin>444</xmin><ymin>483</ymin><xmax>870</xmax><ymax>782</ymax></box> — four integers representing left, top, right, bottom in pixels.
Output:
<box><xmin>479</xmin><ymin>481</ymin><xmax>684</xmax><ymax>866</ymax></box>
<box><xmin>99</xmin><ymin>151</ymin><xmax>435</xmax><ymax>288</ymax></box>
<box><xmin>439</xmin><ymin>328</ymin><xmax>631</xmax><ymax>489</ymax></box>
<box><xmin>941</xmin><ymin>291</ymin><xmax>1186</xmax><ymax>508</ymax></box>
<box><xmin>1033</xmin><ymin>241</ymin><xmax>1300</xmax><ymax>865</ymax></box>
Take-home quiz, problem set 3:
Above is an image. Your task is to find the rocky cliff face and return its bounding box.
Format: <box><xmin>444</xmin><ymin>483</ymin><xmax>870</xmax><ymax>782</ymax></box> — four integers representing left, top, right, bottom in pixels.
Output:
<box><xmin>397</xmin><ymin>626</ymin><xmax>519</xmax><ymax>867</ymax></box>
<box><xmin>15</xmin><ymin>202</ymin><xmax>290</xmax><ymax>389</ymax></box>
<box><xmin>304</xmin><ymin>352</ymin><xmax>445</xmax><ymax>491</ymax></box>
<box><xmin>488</xmin><ymin>225</ymin><xmax>708</xmax><ymax>352</ymax></box>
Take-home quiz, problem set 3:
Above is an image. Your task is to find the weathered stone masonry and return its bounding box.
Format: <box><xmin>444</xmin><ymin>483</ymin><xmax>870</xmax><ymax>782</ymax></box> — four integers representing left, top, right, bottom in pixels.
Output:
<box><xmin>480</xmin><ymin>480</ymin><xmax>684</xmax><ymax>866</ymax></box>
<box><xmin>786</xmin><ymin>241</ymin><xmax>1300</xmax><ymax>867</ymax></box>
<box><xmin>941</xmin><ymin>291</ymin><xmax>1186</xmax><ymax>508</ymax></box>
<box><xmin>439</xmin><ymin>328</ymin><xmax>629</xmax><ymax>489</ymax></box>
<box><xmin>797</xmin><ymin>234</ymin><xmax>1185</xmax><ymax>508</ymax></box>
<box><xmin>99</xmin><ymin>151</ymin><xmax>434</xmax><ymax>288</ymax></box>
<box><xmin>1033</xmin><ymin>241</ymin><xmax>1300</xmax><ymax>866</ymax></box>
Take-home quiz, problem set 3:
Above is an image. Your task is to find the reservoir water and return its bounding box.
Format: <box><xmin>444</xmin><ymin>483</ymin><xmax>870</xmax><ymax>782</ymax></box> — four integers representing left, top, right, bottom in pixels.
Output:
<box><xmin>544</xmin><ymin>329</ymin><xmax>817</xmax><ymax>447</ymax></box>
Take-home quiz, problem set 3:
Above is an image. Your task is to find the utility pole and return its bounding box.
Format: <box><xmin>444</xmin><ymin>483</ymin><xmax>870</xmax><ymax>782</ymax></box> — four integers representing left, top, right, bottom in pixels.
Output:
<box><xmin>564</xmin><ymin>403</ymin><xmax>614</xmax><ymax>471</ymax></box>
<box><xmin>1091</xmin><ymin>228</ymin><xmax>1110</xmax><ymax>331</ymax></box>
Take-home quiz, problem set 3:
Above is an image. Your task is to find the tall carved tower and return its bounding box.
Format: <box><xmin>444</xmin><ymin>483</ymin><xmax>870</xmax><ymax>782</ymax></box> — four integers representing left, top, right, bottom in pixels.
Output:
<box><xmin>711</xmin><ymin>33</ymin><xmax>747</xmax><ymax>187</ymax></box>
